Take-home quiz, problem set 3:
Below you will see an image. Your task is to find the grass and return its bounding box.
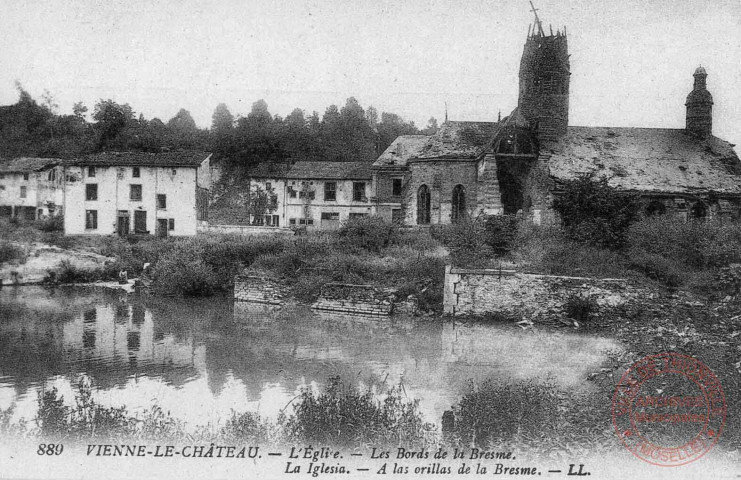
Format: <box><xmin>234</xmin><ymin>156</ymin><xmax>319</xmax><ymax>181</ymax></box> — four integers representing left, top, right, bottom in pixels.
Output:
<box><xmin>25</xmin><ymin>375</ymin><xmax>433</xmax><ymax>447</ymax></box>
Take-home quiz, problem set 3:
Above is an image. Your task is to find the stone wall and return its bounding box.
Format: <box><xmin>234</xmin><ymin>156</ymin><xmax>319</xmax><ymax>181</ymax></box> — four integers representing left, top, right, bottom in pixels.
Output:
<box><xmin>405</xmin><ymin>159</ymin><xmax>478</xmax><ymax>225</ymax></box>
<box><xmin>199</xmin><ymin>223</ymin><xmax>294</xmax><ymax>236</ymax></box>
<box><xmin>312</xmin><ymin>283</ymin><xmax>418</xmax><ymax>316</ymax></box>
<box><xmin>234</xmin><ymin>274</ymin><xmax>289</xmax><ymax>304</ymax></box>
<box><xmin>444</xmin><ymin>266</ymin><xmax>632</xmax><ymax>319</ymax></box>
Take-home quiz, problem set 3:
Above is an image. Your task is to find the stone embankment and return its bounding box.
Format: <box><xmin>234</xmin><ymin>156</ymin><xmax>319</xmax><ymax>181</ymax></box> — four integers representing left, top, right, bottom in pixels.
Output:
<box><xmin>444</xmin><ymin>266</ymin><xmax>639</xmax><ymax>321</ymax></box>
<box><xmin>233</xmin><ymin>274</ymin><xmax>418</xmax><ymax>315</ymax></box>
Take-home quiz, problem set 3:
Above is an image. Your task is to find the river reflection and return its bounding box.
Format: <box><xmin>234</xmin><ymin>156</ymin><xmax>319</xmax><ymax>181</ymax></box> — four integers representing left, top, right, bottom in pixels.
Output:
<box><xmin>0</xmin><ymin>287</ymin><xmax>621</xmax><ymax>428</ymax></box>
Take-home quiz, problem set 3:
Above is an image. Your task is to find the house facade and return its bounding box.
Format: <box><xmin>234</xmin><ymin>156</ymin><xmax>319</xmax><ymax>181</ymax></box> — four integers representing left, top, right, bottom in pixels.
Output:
<box><xmin>284</xmin><ymin>161</ymin><xmax>373</xmax><ymax>229</ymax></box>
<box><xmin>63</xmin><ymin>151</ymin><xmax>211</xmax><ymax>236</ymax></box>
<box><xmin>0</xmin><ymin>157</ymin><xmax>64</xmax><ymax>220</ymax></box>
<box><xmin>247</xmin><ymin>163</ymin><xmax>289</xmax><ymax>227</ymax></box>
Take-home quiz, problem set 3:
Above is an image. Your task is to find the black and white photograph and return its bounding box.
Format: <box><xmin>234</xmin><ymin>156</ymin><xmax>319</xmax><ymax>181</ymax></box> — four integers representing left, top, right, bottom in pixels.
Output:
<box><xmin>0</xmin><ymin>0</ymin><xmax>739</xmax><ymax>478</ymax></box>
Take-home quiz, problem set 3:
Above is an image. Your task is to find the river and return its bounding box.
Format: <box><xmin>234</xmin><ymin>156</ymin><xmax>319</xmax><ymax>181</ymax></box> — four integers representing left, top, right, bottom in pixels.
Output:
<box><xmin>0</xmin><ymin>286</ymin><xmax>621</xmax><ymax>429</ymax></box>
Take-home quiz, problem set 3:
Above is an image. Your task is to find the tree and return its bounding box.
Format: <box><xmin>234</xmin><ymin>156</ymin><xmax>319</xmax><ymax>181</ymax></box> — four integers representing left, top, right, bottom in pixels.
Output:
<box><xmin>92</xmin><ymin>99</ymin><xmax>134</xmax><ymax>149</ymax></box>
<box><xmin>377</xmin><ymin>112</ymin><xmax>419</xmax><ymax>153</ymax></box>
<box><xmin>167</xmin><ymin>108</ymin><xmax>197</xmax><ymax>132</ymax></box>
<box><xmin>552</xmin><ymin>174</ymin><xmax>641</xmax><ymax>250</ymax></box>
<box><xmin>72</xmin><ymin>102</ymin><xmax>88</xmax><ymax>120</ymax></box>
<box><xmin>421</xmin><ymin>117</ymin><xmax>439</xmax><ymax>135</ymax></box>
<box><xmin>247</xmin><ymin>99</ymin><xmax>272</xmax><ymax>126</ymax></box>
<box><xmin>211</xmin><ymin>103</ymin><xmax>234</xmax><ymax>134</ymax></box>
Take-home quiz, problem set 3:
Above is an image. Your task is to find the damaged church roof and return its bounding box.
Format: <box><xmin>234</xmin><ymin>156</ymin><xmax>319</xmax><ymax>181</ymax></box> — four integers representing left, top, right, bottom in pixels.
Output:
<box><xmin>415</xmin><ymin>121</ymin><xmax>498</xmax><ymax>160</ymax></box>
<box><xmin>547</xmin><ymin>127</ymin><xmax>741</xmax><ymax>195</ymax></box>
<box><xmin>373</xmin><ymin>135</ymin><xmax>430</xmax><ymax>168</ymax></box>
<box><xmin>0</xmin><ymin>157</ymin><xmax>61</xmax><ymax>173</ymax></box>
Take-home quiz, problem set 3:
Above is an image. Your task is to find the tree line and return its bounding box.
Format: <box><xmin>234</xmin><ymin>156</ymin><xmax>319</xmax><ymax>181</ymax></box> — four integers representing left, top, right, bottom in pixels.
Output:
<box><xmin>0</xmin><ymin>83</ymin><xmax>439</xmax><ymax>169</ymax></box>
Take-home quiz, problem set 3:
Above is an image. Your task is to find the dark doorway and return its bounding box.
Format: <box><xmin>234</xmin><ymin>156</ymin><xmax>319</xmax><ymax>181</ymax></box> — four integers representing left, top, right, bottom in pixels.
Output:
<box><xmin>417</xmin><ymin>185</ymin><xmax>431</xmax><ymax>225</ymax></box>
<box><xmin>496</xmin><ymin>158</ymin><xmax>532</xmax><ymax>215</ymax></box>
<box><xmin>691</xmin><ymin>201</ymin><xmax>707</xmax><ymax>220</ymax></box>
<box><xmin>117</xmin><ymin>211</ymin><xmax>130</xmax><ymax>236</ymax></box>
<box><xmin>451</xmin><ymin>184</ymin><xmax>466</xmax><ymax>223</ymax></box>
<box><xmin>646</xmin><ymin>200</ymin><xmax>666</xmax><ymax>217</ymax></box>
<box><xmin>156</xmin><ymin>219</ymin><xmax>169</xmax><ymax>238</ymax></box>
<box><xmin>134</xmin><ymin>210</ymin><xmax>147</xmax><ymax>234</ymax></box>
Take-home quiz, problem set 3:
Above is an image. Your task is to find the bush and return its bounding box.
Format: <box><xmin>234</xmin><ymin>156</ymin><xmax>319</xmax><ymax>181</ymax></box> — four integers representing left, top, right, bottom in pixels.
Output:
<box><xmin>282</xmin><ymin>376</ymin><xmax>432</xmax><ymax>447</ymax></box>
<box><xmin>450</xmin><ymin>380</ymin><xmax>559</xmax><ymax>447</ymax></box>
<box><xmin>628</xmin><ymin>216</ymin><xmax>741</xmax><ymax>269</ymax></box>
<box><xmin>150</xmin><ymin>244</ymin><xmax>219</xmax><ymax>296</ymax></box>
<box><xmin>52</xmin><ymin>259</ymin><xmax>119</xmax><ymax>283</ymax></box>
<box><xmin>439</xmin><ymin>219</ymin><xmax>495</xmax><ymax>267</ymax></box>
<box><xmin>552</xmin><ymin>174</ymin><xmax>641</xmax><ymax>250</ymax></box>
<box><xmin>221</xmin><ymin>412</ymin><xmax>273</xmax><ymax>443</ymax></box>
<box><xmin>0</xmin><ymin>241</ymin><xmax>25</xmax><ymax>264</ymax></box>
<box><xmin>564</xmin><ymin>294</ymin><xmax>598</xmax><ymax>323</ymax></box>
<box><xmin>483</xmin><ymin>215</ymin><xmax>519</xmax><ymax>256</ymax></box>
<box><xmin>338</xmin><ymin>216</ymin><xmax>399</xmax><ymax>253</ymax></box>
<box><xmin>36</xmin><ymin>215</ymin><xmax>64</xmax><ymax>232</ymax></box>
<box><xmin>715</xmin><ymin>264</ymin><xmax>741</xmax><ymax>296</ymax></box>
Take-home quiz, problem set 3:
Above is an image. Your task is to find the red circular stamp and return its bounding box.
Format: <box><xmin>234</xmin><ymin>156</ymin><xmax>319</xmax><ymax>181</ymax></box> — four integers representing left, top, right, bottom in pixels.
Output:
<box><xmin>612</xmin><ymin>352</ymin><xmax>726</xmax><ymax>467</ymax></box>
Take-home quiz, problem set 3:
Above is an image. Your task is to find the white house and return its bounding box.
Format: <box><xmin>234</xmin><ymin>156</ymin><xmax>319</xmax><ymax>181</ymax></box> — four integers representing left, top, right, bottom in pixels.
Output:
<box><xmin>247</xmin><ymin>162</ymin><xmax>290</xmax><ymax>227</ymax></box>
<box><xmin>283</xmin><ymin>161</ymin><xmax>373</xmax><ymax>229</ymax></box>
<box><xmin>62</xmin><ymin>151</ymin><xmax>211</xmax><ymax>236</ymax></box>
<box><xmin>0</xmin><ymin>157</ymin><xmax>64</xmax><ymax>220</ymax></box>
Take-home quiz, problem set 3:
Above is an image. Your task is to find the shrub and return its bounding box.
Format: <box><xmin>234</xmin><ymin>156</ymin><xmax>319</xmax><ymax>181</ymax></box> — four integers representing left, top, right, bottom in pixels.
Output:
<box><xmin>483</xmin><ymin>214</ymin><xmax>519</xmax><ymax>256</ymax></box>
<box><xmin>564</xmin><ymin>294</ymin><xmax>598</xmax><ymax>323</ymax></box>
<box><xmin>221</xmin><ymin>412</ymin><xmax>273</xmax><ymax>443</ymax></box>
<box><xmin>36</xmin><ymin>388</ymin><xmax>70</xmax><ymax>437</ymax></box>
<box><xmin>338</xmin><ymin>215</ymin><xmax>398</xmax><ymax>253</ymax></box>
<box><xmin>282</xmin><ymin>376</ymin><xmax>431</xmax><ymax>447</ymax></box>
<box><xmin>36</xmin><ymin>215</ymin><xmax>64</xmax><ymax>232</ymax></box>
<box><xmin>628</xmin><ymin>216</ymin><xmax>741</xmax><ymax>269</ymax></box>
<box><xmin>552</xmin><ymin>174</ymin><xmax>641</xmax><ymax>250</ymax></box>
<box><xmin>450</xmin><ymin>380</ymin><xmax>559</xmax><ymax>447</ymax></box>
<box><xmin>716</xmin><ymin>264</ymin><xmax>741</xmax><ymax>296</ymax></box>
<box><xmin>439</xmin><ymin>219</ymin><xmax>495</xmax><ymax>267</ymax></box>
<box><xmin>627</xmin><ymin>251</ymin><xmax>684</xmax><ymax>288</ymax></box>
<box><xmin>150</xmin><ymin>244</ymin><xmax>219</xmax><ymax>296</ymax></box>
<box><xmin>0</xmin><ymin>241</ymin><xmax>25</xmax><ymax>264</ymax></box>
<box><xmin>52</xmin><ymin>259</ymin><xmax>119</xmax><ymax>283</ymax></box>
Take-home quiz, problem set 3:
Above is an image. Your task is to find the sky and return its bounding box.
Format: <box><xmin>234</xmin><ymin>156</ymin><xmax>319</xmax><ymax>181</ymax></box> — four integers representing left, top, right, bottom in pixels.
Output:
<box><xmin>1</xmin><ymin>0</ymin><xmax>740</xmax><ymax>146</ymax></box>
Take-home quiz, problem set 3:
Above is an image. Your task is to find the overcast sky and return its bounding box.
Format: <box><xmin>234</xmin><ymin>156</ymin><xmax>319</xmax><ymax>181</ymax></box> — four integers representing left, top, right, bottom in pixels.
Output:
<box><xmin>1</xmin><ymin>0</ymin><xmax>739</xmax><ymax>145</ymax></box>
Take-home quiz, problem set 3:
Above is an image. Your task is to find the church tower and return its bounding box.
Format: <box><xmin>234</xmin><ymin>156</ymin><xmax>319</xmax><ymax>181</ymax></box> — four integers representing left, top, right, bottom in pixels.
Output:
<box><xmin>517</xmin><ymin>4</ymin><xmax>570</xmax><ymax>142</ymax></box>
<box><xmin>686</xmin><ymin>66</ymin><xmax>713</xmax><ymax>138</ymax></box>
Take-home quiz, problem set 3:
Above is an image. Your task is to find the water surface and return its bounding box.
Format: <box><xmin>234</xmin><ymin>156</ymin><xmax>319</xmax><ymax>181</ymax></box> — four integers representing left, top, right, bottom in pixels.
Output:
<box><xmin>0</xmin><ymin>287</ymin><xmax>621</xmax><ymax>428</ymax></box>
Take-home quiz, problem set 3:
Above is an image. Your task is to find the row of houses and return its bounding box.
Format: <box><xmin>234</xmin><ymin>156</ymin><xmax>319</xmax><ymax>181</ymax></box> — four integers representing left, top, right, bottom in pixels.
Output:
<box><xmin>0</xmin><ymin>152</ymin><xmax>211</xmax><ymax>236</ymax></box>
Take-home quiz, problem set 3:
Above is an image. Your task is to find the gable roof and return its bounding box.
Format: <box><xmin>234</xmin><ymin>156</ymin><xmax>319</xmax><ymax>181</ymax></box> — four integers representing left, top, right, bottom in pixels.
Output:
<box><xmin>0</xmin><ymin>157</ymin><xmax>60</xmax><ymax>173</ymax></box>
<box><xmin>547</xmin><ymin>127</ymin><xmax>741</xmax><ymax>195</ymax></box>
<box><xmin>67</xmin><ymin>151</ymin><xmax>211</xmax><ymax>168</ymax></box>
<box><xmin>414</xmin><ymin>121</ymin><xmax>498</xmax><ymax>160</ymax></box>
<box><xmin>249</xmin><ymin>162</ymin><xmax>291</xmax><ymax>179</ymax></box>
<box><xmin>286</xmin><ymin>161</ymin><xmax>372</xmax><ymax>180</ymax></box>
<box><xmin>373</xmin><ymin>135</ymin><xmax>430</xmax><ymax>168</ymax></box>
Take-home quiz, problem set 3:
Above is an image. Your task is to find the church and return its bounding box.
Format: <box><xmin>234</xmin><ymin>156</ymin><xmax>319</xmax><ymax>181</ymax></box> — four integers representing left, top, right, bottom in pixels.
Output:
<box><xmin>372</xmin><ymin>11</ymin><xmax>741</xmax><ymax>226</ymax></box>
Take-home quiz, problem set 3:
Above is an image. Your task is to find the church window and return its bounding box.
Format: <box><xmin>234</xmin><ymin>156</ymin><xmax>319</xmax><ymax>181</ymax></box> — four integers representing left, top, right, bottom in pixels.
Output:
<box><xmin>417</xmin><ymin>185</ymin><xmax>431</xmax><ymax>225</ymax></box>
<box><xmin>451</xmin><ymin>185</ymin><xmax>466</xmax><ymax>223</ymax></box>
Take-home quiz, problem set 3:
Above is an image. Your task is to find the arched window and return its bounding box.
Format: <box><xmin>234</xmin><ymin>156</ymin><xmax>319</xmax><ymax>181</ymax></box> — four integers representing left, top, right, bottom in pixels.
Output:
<box><xmin>691</xmin><ymin>201</ymin><xmax>707</xmax><ymax>220</ymax></box>
<box><xmin>417</xmin><ymin>185</ymin><xmax>431</xmax><ymax>225</ymax></box>
<box><xmin>646</xmin><ymin>200</ymin><xmax>666</xmax><ymax>217</ymax></box>
<box><xmin>451</xmin><ymin>185</ymin><xmax>466</xmax><ymax>223</ymax></box>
